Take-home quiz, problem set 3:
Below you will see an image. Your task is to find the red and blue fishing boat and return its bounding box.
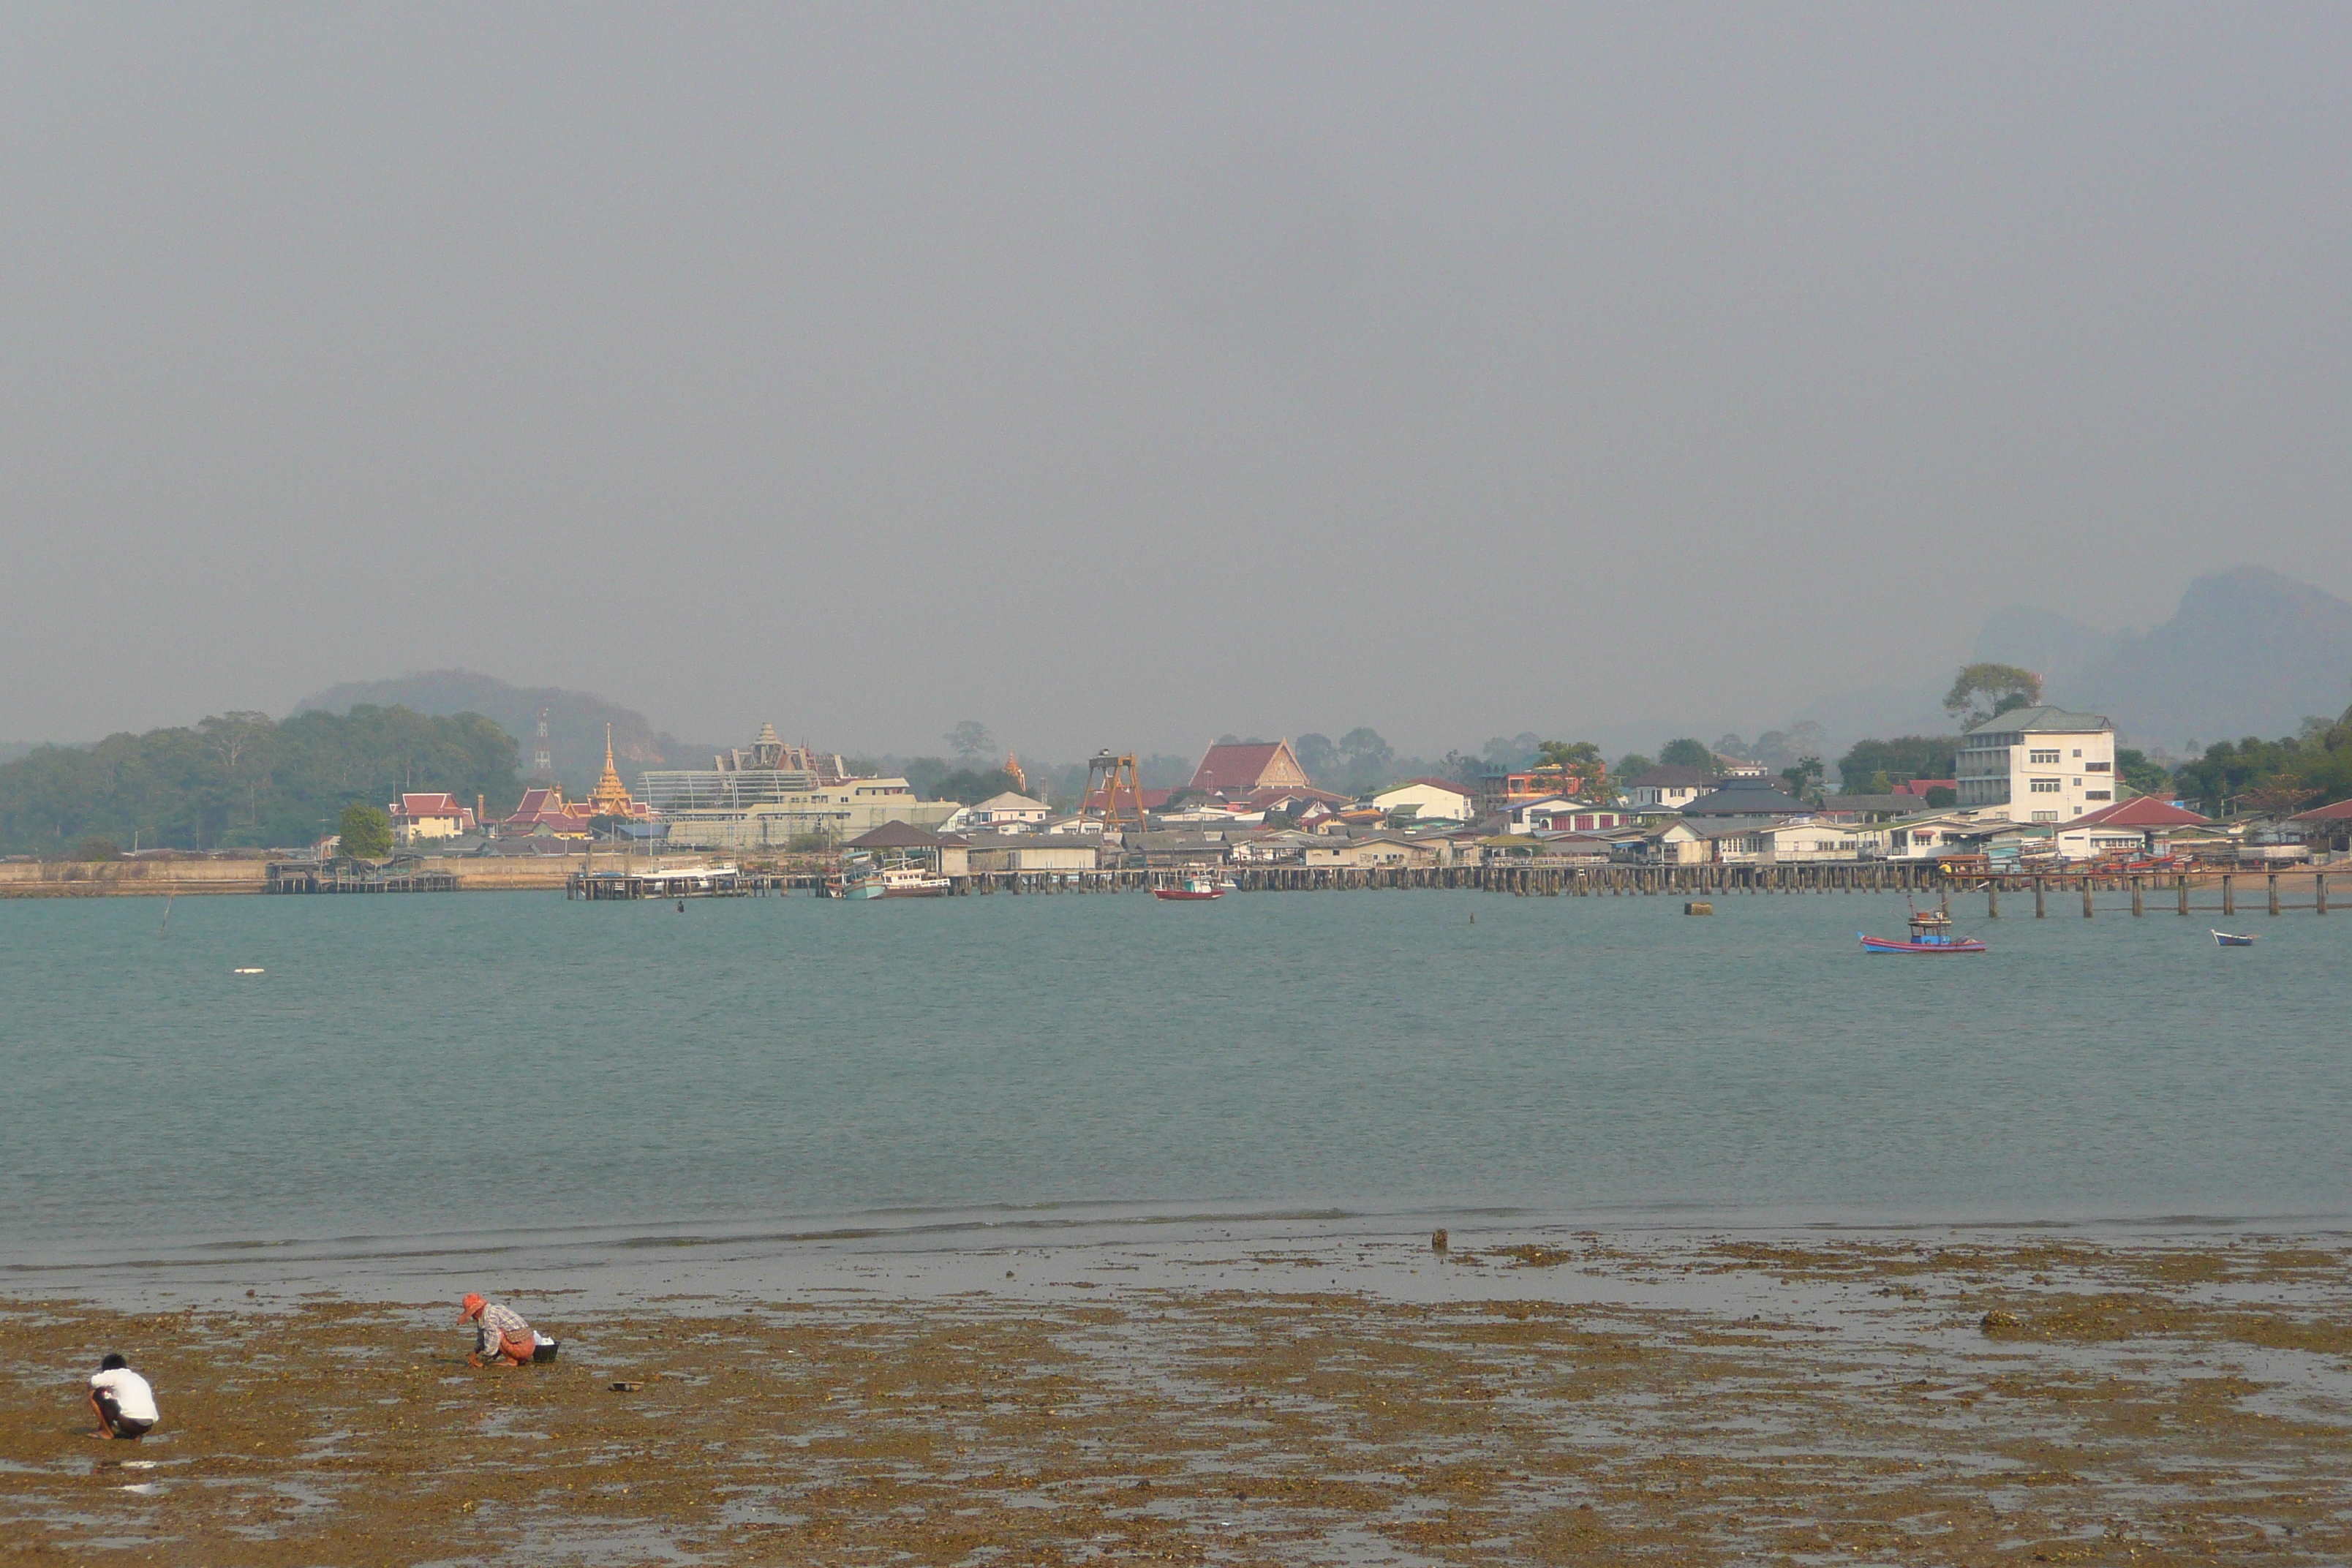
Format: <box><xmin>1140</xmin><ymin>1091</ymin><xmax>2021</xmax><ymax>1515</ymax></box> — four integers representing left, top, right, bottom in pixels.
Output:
<box><xmin>1859</xmin><ymin>906</ymin><xmax>1986</xmax><ymax>954</ymax></box>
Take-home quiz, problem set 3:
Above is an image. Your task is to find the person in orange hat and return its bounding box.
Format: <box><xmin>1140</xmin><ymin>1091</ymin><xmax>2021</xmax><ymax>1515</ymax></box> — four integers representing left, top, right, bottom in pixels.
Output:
<box><xmin>457</xmin><ymin>1293</ymin><xmax>538</xmax><ymax>1368</ymax></box>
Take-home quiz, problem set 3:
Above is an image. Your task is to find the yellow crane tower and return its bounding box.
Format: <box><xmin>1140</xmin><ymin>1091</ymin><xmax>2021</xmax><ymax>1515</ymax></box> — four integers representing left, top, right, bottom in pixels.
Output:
<box><xmin>1082</xmin><ymin>750</ymin><xmax>1147</xmax><ymax>837</ymax></box>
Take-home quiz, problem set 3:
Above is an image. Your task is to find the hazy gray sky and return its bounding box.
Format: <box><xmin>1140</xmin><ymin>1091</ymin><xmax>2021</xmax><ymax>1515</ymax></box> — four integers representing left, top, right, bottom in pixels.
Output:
<box><xmin>4</xmin><ymin>4</ymin><xmax>2346</xmax><ymax>758</ymax></box>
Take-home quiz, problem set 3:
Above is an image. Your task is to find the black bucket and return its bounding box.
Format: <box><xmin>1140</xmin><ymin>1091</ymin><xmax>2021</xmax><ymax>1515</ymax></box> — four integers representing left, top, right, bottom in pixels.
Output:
<box><xmin>532</xmin><ymin>1339</ymin><xmax>560</xmax><ymax>1363</ymax></box>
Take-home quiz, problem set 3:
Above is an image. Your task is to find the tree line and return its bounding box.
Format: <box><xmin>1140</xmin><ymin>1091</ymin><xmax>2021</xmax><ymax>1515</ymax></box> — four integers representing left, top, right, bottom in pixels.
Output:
<box><xmin>0</xmin><ymin>705</ymin><xmax>519</xmax><ymax>856</ymax></box>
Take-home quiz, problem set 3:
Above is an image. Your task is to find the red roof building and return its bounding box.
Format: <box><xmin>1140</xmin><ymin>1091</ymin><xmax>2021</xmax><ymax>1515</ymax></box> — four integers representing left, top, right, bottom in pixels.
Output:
<box><xmin>497</xmin><ymin>783</ymin><xmax>653</xmax><ymax>839</ymax></box>
<box><xmin>1189</xmin><ymin>739</ymin><xmax>1312</xmax><ymax>794</ymax></box>
<box><xmin>2051</xmin><ymin>794</ymin><xmax>2213</xmax><ymax>862</ymax></box>
<box><xmin>2057</xmin><ymin>796</ymin><xmax>2212</xmax><ymax>831</ymax></box>
<box><xmin>388</xmin><ymin>792</ymin><xmax>478</xmax><ymax>842</ymax></box>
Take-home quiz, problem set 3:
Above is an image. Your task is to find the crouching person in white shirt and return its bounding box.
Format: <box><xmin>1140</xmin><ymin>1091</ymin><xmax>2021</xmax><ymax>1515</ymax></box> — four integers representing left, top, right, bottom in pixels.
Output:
<box><xmin>89</xmin><ymin>1353</ymin><xmax>158</xmax><ymax>1441</ymax></box>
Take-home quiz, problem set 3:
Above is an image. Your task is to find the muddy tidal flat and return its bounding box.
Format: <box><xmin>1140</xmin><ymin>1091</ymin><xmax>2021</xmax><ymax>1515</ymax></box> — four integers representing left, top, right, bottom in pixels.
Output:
<box><xmin>6</xmin><ymin>1232</ymin><xmax>2351</xmax><ymax>1566</ymax></box>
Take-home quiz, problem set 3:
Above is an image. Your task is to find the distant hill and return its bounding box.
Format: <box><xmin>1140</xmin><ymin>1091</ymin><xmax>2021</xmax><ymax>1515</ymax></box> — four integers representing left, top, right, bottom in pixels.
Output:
<box><xmin>1973</xmin><ymin>566</ymin><xmax>2352</xmax><ymax>747</ymax></box>
<box><xmin>294</xmin><ymin>671</ymin><xmax>724</xmax><ymax>801</ymax></box>
<box><xmin>1798</xmin><ymin>565</ymin><xmax>2352</xmax><ymax>752</ymax></box>
<box><xmin>0</xmin><ymin>742</ymin><xmax>37</xmax><ymax>767</ymax></box>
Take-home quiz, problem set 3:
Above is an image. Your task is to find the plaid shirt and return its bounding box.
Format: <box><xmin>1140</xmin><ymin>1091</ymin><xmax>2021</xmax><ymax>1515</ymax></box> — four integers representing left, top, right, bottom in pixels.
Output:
<box><xmin>475</xmin><ymin>1301</ymin><xmax>532</xmax><ymax>1355</ymax></box>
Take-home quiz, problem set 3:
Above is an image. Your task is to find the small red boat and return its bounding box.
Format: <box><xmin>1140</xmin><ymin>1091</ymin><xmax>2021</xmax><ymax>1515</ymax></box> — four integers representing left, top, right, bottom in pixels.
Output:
<box><xmin>1860</xmin><ymin>907</ymin><xmax>1985</xmax><ymax>954</ymax></box>
<box><xmin>1155</xmin><ymin>876</ymin><xmax>1226</xmax><ymax>902</ymax></box>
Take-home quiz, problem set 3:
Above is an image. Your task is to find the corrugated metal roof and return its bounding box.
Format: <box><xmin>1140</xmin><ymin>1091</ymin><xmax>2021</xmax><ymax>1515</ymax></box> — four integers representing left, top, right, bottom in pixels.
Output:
<box><xmin>1681</xmin><ymin>778</ymin><xmax>1812</xmax><ymax>815</ymax></box>
<box><xmin>1961</xmin><ymin>705</ymin><xmax>2112</xmax><ymax>735</ymax></box>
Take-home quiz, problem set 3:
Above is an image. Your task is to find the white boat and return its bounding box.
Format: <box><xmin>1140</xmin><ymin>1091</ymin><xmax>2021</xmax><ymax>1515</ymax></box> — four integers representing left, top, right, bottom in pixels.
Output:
<box><xmin>832</xmin><ymin>860</ymin><xmax>951</xmax><ymax>899</ymax></box>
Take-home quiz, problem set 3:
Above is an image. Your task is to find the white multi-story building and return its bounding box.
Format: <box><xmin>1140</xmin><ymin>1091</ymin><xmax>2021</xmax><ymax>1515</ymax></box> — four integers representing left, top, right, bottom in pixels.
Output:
<box><xmin>1622</xmin><ymin>765</ymin><xmax>1718</xmax><ymax>812</ymax></box>
<box><xmin>1954</xmin><ymin>706</ymin><xmax>2117</xmax><ymax>823</ymax></box>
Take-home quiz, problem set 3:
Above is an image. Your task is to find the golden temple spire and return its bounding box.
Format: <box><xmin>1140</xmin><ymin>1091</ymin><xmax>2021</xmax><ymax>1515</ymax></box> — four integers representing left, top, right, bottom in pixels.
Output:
<box><xmin>589</xmin><ymin>722</ymin><xmax>634</xmax><ymax>816</ymax></box>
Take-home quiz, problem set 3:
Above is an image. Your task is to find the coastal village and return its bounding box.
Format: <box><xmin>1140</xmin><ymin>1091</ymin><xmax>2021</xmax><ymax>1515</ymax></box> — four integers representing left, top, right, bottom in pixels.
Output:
<box><xmin>348</xmin><ymin>701</ymin><xmax>2351</xmax><ymax>897</ymax></box>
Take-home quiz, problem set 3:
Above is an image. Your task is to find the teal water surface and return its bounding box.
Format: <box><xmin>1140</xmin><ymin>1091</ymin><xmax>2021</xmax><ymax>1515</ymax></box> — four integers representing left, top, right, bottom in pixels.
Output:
<box><xmin>2</xmin><ymin>888</ymin><xmax>2345</xmax><ymax>1268</ymax></box>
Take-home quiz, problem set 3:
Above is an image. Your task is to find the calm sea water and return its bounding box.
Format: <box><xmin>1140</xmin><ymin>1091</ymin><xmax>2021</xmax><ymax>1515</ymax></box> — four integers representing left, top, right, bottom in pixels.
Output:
<box><xmin>3</xmin><ymin>886</ymin><xmax>2346</xmax><ymax>1274</ymax></box>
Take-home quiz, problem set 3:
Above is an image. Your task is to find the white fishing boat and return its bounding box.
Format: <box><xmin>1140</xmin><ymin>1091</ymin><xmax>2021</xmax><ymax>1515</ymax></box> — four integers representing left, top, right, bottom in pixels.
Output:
<box><xmin>831</xmin><ymin>859</ymin><xmax>952</xmax><ymax>899</ymax></box>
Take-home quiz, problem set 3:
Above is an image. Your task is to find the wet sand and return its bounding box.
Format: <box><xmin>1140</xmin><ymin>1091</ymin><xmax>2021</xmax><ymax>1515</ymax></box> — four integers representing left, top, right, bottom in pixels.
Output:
<box><xmin>5</xmin><ymin>1229</ymin><xmax>2350</xmax><ymax>1564</ymax></box>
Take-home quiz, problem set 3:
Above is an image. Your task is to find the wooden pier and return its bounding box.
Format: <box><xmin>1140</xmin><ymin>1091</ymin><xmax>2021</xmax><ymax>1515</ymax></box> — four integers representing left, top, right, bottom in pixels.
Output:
<box><xmin>1962</xmin><ymin>869</ymin><xmax>2330</xmax><ymax>919</ymax></box>
<box><xmin>566</xmin><ymin>867</ymin><xmax>795</xmax><ymax>900</ymax></box>
<box><xmin>267</xmin><ymin>862</ymin><xmax>459</xmax><ymax>894</ymax></box>
<box><xmin>556</xmin><ymin>858</ymin><xmax>2337</xmax><ymax>911</ymax></box>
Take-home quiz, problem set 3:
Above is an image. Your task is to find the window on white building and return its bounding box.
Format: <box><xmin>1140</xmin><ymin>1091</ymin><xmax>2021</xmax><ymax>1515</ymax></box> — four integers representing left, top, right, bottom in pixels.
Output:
<box><xmin>2029</xmin><ymin>749</ymin><xmax>2060</xmax><ymax>764</ymax></box>
<box><xmin>2029</xmin><ymin>778</ymin><xmax>2061</xmax><ymax>794</ymax></box>
<box><xmin>2032</xmin><ymin>810</ymin><xmax>2059</xmax><ymax>823</ymax></box>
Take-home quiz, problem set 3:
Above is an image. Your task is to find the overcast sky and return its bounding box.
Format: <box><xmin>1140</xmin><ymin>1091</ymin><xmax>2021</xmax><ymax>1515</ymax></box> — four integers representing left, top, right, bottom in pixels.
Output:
<box><xmin>4</xmin><ymin>4</ymin><xmax>2346</xmax><ymax>758</ymax></box>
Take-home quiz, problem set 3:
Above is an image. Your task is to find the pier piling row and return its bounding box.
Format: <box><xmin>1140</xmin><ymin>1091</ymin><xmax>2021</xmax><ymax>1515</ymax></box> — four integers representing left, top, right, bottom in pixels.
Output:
<box><xmin>685</xmin><ymin>863</ymin><xmax>2337</xmax><ymax>911</ymax></box>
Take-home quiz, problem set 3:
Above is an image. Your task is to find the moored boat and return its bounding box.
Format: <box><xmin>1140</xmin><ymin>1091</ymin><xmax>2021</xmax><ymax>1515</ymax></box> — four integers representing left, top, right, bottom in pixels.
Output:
<box><xmin>1155</xmin><ymin>875</ymin><xmax>1226</xmax><ymax>902</ymax></box>
<box><xmin>827</xmin><ymin>856</ymin><xmax>952</xmax><ymax>899</ymax></box>
<box><xmin>1859</xmin><ymin>906</ymin><xmax>1986</xmax><ymax>954</ymax></box>
<box><xmin>2211</xmin><ymin>929</ymin><xmax>2257</xmax><ymax>947</ymax></box>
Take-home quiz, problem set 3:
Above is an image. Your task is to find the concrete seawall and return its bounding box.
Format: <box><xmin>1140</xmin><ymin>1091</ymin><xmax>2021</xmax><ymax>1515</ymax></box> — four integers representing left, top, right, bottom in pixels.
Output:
<box><xmin>0</xmin><ymin>859</ymin><xmax>576</xmax><ymax>897</ymax></box>
<box><xmin>0</xmin><ymin>860</ymin><xmax>271</xmax><ymax>896</ymax></box>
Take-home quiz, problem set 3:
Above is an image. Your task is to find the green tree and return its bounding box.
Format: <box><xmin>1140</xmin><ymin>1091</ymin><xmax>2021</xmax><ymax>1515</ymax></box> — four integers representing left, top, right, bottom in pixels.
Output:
<box><xmin>1780</xmin><ymin>756</ymin><xmax>1825</xmax><ymax>802</ymax></box>
<box><xmin>1438</xmin><ymin>749</ymin><xmax>1483</xmax><ymax>785</ymax></box>
<box><xmin>932</xmin><ymin>768</ymin><xmax>1021</xmax><ymax>805</ymax></box>
<box><xmin>1480</xmin><ymin>733</ymin><xmax>1542</xmax><ymax>769</ymax></box>
<box><xmin>0</xmin><ymin>705</ymin><xmax>516</xmax><ymax>854</ymax></box>
<box><xmin>1657</xmin><ymin>738</ymin><xmax>1714</xmax><ymax>769</ymax></box>
<box><xmin>338</xmin><ymin>802</ymin><xmax>393</xmax><ymax>860</ymax></box>
<box><xmin>2114</xmin><ymin>749</ymin><xmax>2171</xmax><ymax>797</ymax></box>
<box><xmin>1536</xmin><ymin>739</ymin><xmax>1602</xmax><ymax>770</ymax></box>
<box><xmin>1942</xmin><ymin>663</ymin><xmax>2043</xmax><ymax>728</ymax></box>
<box><xmin>1614</xmin><ymin>753</ymin><xmax>1656</xmax><ymax>783</ymax></box>
<box><xmin>1923</xmin><ymin>785</ymin><xmax>1957</xmax><ymax>807</ymax></box>
<box><xmin>1292</xmin><ymin>734</ymin><xmax>1338</xmax><ymax>782</ymax></box>
<box><xmin>1338</xmin><ymin>728</ymin><xmax>1394</xmax><ymax>788</ymax></box>
<box><xmin>2171</xmin><ymin>736</ymin><xmax>2305</xmax><ymax>815</ymax></box>
<box><xmin>1535</xmin><ymin>740</ymin><xmax>1607</xmax><ymax>799</ymax></box>
<box><xmin>1836</xmin><ymin>736</ymin><xmax>1959</xmax><ymax>791</ymax></box>
<box><xmin>943</xmin><ymin>721</ymin><xmax>995</xmax><ymax>765</ymax></box>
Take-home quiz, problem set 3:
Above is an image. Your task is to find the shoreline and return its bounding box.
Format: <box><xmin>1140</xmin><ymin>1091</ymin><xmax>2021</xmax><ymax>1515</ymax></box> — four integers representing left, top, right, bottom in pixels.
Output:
<box><xmin>16</xmin><ymin>1205</ymin><xmax>2352</xmax><ymax>1313</ymax></box>
<box><xmin>6</xmin><ymin>1227</ymin><xmax>2348</xmax><ymax>1564</ymax></box>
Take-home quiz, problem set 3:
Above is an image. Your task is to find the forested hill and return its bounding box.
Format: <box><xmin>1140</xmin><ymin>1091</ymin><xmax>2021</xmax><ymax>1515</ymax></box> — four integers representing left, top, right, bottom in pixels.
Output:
<box><xmin>0</xmin><ymin>706</ymin><xmax>516</xmax><ymax>856</ymax></box>
<box><xmin>296</xmin><ymin>670</ymin><xmax>713</xmax><ymax>795</ymax></box>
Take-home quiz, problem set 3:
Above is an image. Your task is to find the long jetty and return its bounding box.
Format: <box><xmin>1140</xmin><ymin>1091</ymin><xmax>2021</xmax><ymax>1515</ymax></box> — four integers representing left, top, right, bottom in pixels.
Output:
<box><xmin>748</xmin><ymin>862</ymin><xmax>2334</xmax><ymax>914</ymax></box>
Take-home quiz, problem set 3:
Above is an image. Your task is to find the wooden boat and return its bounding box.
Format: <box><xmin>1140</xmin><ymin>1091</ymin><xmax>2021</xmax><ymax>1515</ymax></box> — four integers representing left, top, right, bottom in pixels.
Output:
<box><xmin>1155</xmin><ymin>875</ymin><xmax>1226</xmax><ymax>902</ymax></box>
<box><xmin>2211</xmin><ymin>929</ymin><xmax>2257</xmax><ymax>947</ymax></box>
<box><xmin>1859</xmin><ymin>907</ymin><xmax>1986</xmax><ymax>954</ymax></box>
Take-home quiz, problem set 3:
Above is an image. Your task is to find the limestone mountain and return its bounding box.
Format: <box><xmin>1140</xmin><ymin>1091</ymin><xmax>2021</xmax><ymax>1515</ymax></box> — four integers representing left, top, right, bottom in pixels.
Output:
<box><xmin>1972</xmin><ymin>567</ymin><xmax>2352</xmax><ymax>747</ymax></box>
